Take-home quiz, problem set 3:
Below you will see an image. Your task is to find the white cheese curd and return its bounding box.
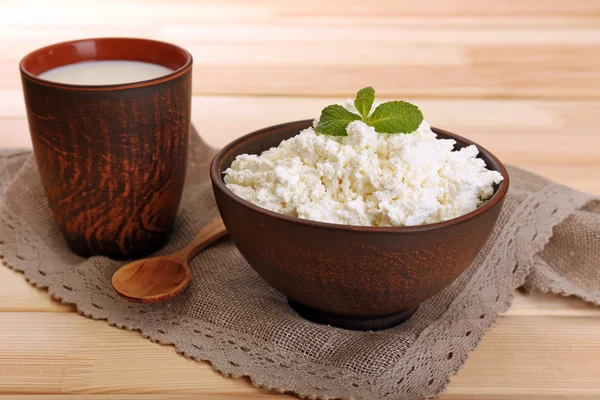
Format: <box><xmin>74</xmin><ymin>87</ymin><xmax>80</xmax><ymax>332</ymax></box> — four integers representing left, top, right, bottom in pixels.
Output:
<box><xmin>223</xmin><ymin>108</ymin><xmax>504</xmax><ymax>227</ymax></box>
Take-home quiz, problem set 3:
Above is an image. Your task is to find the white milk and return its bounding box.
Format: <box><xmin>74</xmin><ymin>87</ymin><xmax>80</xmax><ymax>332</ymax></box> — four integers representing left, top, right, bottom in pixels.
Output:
<box><xmin>38</xmin><ymin>60</ymin><xmax>174</xmax><ymax>85</ymax></box>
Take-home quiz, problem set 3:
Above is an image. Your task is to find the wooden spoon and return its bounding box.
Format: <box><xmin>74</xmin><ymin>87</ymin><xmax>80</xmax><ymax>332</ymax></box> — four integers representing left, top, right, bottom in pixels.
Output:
<box><xmin>111</xmin><ymin>217</ymin><xmax>227</xmax><ymax>303</ymax></box>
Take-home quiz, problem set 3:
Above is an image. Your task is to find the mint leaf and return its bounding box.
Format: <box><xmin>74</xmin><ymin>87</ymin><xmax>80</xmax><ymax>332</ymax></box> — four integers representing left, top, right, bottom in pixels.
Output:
<box><xmin>354</xmin><ymin>86</ymin><xmax>375</xmax><ymax>119</ymax></box>
<box><xmin>367</xmin><ymin>101</ymin><xmax>423</xmax><ymax>134</ymax></box>
<box><xmin>313</xmin><ymin>88</ymin><xmax>424</xmax><ymax>136</ymax></box>
<box><xmin>314</xmin><ymin>105</ymin><xmax>361</xmax><ymax>136</ymax></box>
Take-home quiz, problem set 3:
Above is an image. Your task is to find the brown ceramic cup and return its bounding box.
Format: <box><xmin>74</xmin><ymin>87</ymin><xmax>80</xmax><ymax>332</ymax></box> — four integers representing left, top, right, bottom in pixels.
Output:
<box><xmin>20</xmin><ymin>38</ymin><xmax>192</xmax><ymax>258</ymax></box>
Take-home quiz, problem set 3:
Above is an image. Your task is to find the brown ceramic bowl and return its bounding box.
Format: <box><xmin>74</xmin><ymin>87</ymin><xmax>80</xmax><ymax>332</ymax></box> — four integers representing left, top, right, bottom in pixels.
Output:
<box><xmin>210</xmin><ymin>120</ymin><xmax>509</xmax><ymax>331</ymax></box>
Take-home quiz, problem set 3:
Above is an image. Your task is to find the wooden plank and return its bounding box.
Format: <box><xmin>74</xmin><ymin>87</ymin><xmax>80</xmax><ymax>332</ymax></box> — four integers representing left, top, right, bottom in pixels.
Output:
<box><xmin>2</xmin><ymin>94</ymin><xmax>599</xmax><ymax>193</ymax></box>
<box><xmin>2</xmin><ymin>396</ymin><xmax>600</xmax><ymax>400</ymax></box>
<box><xmin>0</xmin><ymin>313</ymin><xmax>598</xmax><ymax>396</ymax></box>
<box><xmin>444</xmin><ymin>397</ymin><xmax>600</xmax><ymax>400</ymax></box>
<box><xmin>0</xmin><ymin>397</ymin><xmax>293</xmax><ymax>400</ymax></box>
<box><xmin>0</xmin><ymin>397</ymin><xmax>281</xmax><ymax>400</ymax></box>
<box><xmin>448</xmin><ymin>316</ymin><xmax>600</xmax><ymax>396</ymax></box>
<box><xmin>2</xmin><ymin>0</ymin><xmax>599</xmax><ymax>19</ymax></box>
<box><xmin>0</xmin><ymin>312</ymin><xmax>299</xmax><ymax>397</ymax></box>
<box><xmin>0</xmin><ymin>1</ymin><xmax>598</xmax><ymax>97</ymax></box>
<box><xmin>0</xmin><ymin>267</ymin><xmax>73</xmax><ymax>313</ymax></box>
<box><xmin>3</xmin><ymin>44</ymin><xmax>599</xmax><ymax>98</ymax></box>
<box><xmin>0</xmin><ymin>119</ymin><xmax>31</xmax><ymax>149</ymax></box>
<box><xmin>4</xmin><ymin>91</ymin><xmax>598</xmax><ymax>140</ymax></box>
<box><xmin>508</xmin><ymin>291</ymin><xmax>600</xmax><ymax>317</ymax></box>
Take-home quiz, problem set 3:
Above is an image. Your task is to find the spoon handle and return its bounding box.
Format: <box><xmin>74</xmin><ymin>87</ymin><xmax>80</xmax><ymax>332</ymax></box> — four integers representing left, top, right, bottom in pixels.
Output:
<box><xmin>179</xmin><ymin>217</ymin><xmax>228</xmax><ymax>261</ymax></box>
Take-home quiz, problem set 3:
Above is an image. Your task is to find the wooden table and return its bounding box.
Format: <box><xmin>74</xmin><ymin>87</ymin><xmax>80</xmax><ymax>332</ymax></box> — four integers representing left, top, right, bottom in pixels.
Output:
<box><xmin>1</xmin><ymin>1</ymin><xmax>599</xmax><ymax>398</ymax></box>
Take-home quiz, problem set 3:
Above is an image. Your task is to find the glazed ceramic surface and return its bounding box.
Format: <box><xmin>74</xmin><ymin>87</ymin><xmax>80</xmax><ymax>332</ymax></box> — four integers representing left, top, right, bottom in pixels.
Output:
<box><xmin>211</xmin><ymin>120</ymin><xmax>509</xmax><ymax>330</ymax></box>
<box><xmin>20</xmin><ymin>38</ymin><xmax>192</xmax><ymax>257</ymax></box>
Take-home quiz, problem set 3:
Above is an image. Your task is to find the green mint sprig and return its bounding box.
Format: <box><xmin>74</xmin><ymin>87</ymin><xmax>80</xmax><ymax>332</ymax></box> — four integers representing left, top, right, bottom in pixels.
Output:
<box><xmin>314</xmin><ymin>87</ymin><xmax>423</xmax><ymax>136</ymax></box>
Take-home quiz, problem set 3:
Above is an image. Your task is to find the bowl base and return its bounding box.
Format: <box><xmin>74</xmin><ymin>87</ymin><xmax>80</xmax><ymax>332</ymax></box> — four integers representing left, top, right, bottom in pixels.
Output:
<box><xmin>288</xmin><ymin>299</ymin><xmax>418</xmax><ymax>331</ymax></box>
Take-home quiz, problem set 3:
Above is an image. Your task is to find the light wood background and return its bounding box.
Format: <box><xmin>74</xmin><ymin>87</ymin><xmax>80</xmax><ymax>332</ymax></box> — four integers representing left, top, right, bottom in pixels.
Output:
<box><xmin>0</xmin><ymin>0</ymin><xmax>599</xmax><ymax>399</ymax></box>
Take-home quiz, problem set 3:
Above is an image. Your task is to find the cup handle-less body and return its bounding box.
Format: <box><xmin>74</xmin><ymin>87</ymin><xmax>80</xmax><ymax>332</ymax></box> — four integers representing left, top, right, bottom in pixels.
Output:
<box><xmin>20</xmin><ymin>38</ymin><xmax>192</xmax><ymax>258</ymax></box>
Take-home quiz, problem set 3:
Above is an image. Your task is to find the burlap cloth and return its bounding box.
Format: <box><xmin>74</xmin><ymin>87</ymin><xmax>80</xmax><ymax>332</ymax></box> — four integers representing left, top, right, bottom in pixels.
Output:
<box><xmin>0</xmin><ymin>131</ymin><xmax>599</xmax><ymax>400</ymax></box>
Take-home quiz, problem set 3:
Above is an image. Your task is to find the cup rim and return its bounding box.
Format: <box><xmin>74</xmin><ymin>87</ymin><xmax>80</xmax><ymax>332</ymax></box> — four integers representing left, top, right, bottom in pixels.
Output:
<box><xmin>210</xmin><ymin>119</ymin><xmax>510</xmax><ymax>233</ymax></box>
<box><xmin>19</xmin><ymin>37</ymin><xmax>193</xmax><ymax>91</ymax></box>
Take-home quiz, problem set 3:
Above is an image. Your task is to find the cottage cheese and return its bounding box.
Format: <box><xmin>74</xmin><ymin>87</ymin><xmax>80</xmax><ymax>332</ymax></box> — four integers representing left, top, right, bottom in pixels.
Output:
<box><xmin>224</xmin><ymin>107</ymin><xmax>504</xmax><ymax>227</ymax></box>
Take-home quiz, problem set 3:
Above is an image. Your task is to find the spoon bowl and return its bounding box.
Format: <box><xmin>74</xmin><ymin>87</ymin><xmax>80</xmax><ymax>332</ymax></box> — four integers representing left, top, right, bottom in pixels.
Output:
<box><xmin>111</xmin><ymin>217</ymin><xmax>227</xmax><ymax>303</ymax></box>
<box><xmin>112</xmin><ymin>257</ymin><xmax>191</xmax><ymax>303</ymax></box>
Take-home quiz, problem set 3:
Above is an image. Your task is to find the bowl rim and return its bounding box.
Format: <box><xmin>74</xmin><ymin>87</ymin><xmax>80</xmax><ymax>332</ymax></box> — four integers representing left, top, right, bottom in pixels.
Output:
<box><xmin>210</xmin><ymin>119</ymin><xmax>510</xmax><ymax>233</ymax></box>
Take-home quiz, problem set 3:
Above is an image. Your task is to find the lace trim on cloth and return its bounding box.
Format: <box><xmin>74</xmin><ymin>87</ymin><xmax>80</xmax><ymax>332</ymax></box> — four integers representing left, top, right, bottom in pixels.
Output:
<box><xmin>0</xmin><ymin>145</ymin><xmax>597</xmax><ymax>400</ymax></box>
